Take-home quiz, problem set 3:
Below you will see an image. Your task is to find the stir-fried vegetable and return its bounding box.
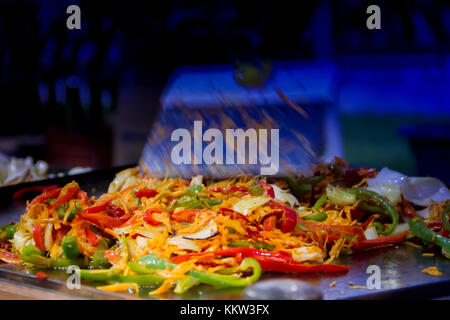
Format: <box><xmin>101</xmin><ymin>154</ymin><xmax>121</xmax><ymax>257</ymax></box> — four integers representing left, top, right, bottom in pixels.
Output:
<box><xmin>1</xmin><ymin>158</ymin><xmax>448</xmax><ymax>296</ymax></box>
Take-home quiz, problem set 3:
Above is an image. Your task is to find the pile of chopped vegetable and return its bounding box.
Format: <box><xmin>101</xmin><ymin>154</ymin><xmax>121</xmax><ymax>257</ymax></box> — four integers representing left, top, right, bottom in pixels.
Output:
<box><xmin>0</xmin><ymin>158</ymin><xmax>449</xmax><ymax>295</ymax></box>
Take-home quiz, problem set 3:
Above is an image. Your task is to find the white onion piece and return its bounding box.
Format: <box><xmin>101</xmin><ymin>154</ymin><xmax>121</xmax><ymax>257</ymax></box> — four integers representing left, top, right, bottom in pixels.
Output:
<box><xmin>190</xmin><ymin>175</ymin><xmax>203</xmax><ymax>186</ymax></box>
<box><xmin>402</xmin><ymin>177</ymin><xmax>450</xmax><ymax>207</ymax></box>
<box><xmin>44</xmin><ymin>223</ymin><xmax>53</xmax><ymax>251</ymax></box>
<box><xmin>416</xmin><ymin>207</ymin><xmax>431</xmax><ymax>219</ymax></box>
<box><xmin>292</xmin><ymin>246</ymin><xmax>325</xmax><ymax>263</ymax></box>
<box><xmin>390</xmin><ymin>223</ymin><xmax>409</xmax><ymax>236</ymax></box>
<box><xmin>366</xmin><ymin>183</ymin><xmax>402</xmax><ymax>205</ymax></box>
<box><xmin>233</xmin><ymin>196</ymin><xmax>271</xmax><ymax>215</ymax></box>
<box><xmin>138</xmin><ymin>226</ymin><xmax>166</xmax><ymax>239</ymax></box>
<box><xmin>367</xmin><ymin>167</ymin><xmax>408</xmax><ymax>188</ymax></box>
<box><xmin>364</xmin><ymin>226</ymin><xmax>378</xmax><ymax>240</ymax></box>
<box><xmin>183</xmin><ymin>220</ymin><xmax>218</xmax><ymax>240</ymax></box>
<box><xmin>271</xmin><ymin>184</ymin><xmax>299</xmax><ymax>208</ymax></box>
<box><xmin>167</xmin><ymin>236</ymin><xmax>200</xmax><ymax>252</ymax></box>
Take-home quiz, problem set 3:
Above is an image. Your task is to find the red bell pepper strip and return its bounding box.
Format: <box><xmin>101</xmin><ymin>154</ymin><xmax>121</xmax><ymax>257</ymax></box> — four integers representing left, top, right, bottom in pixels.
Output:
<box><xmin>218</xmin><ymin>208</ymin><xmax>250</xmax><ymax>223</ymax></box>
<box><xmin>352</xmin><ymin>231</ymin><xmax>408</xmax><ymax>251</ymax></box>
<box><xmin>49</xmin><ymin>184</ymin><xmax>80</xmax><ymax>210</ymax></box>
<box><xmin>84</xmin><ymin>226</ymin><xmax>100</xmax><ymax>247</ymax></box>
<box><xmin>36</xmin><ymin>271</ymin><xmax>48</xmax><ymax>280</ymax></box>
<box><xmin>0</xmin><ymin>250</ymin><xmax>22</xmax><ymax>264</ymax></box>
<box><xmin>263</xmin><ymin>215</ymin><xmax>277</xmax><ymax>231</ymax></box>
<box><xmin>258</xmin><ymin>182</ymin><xmax>275</xmax><ymax>198</ymax></box>
<box><xmin>267</xmin><ymin>200</ymin><xmax>297</xmax><ymax>233</ymax></box>
<box><xmin>83</xmin><ymin>203</ymin><xmax>108</xmax><ymax>214</ymax></box>
<box><xmin>360</xmin><ymin>215</ymin><xmax>377</xmax><ymax>230</ymax></box>
<box><xmin>27</xmin><ymin>188</ymin><xmax>62</xmax><ymax>209</ymax></box>
<box><xmin>171</xmin><ymin>209</ymin><xmax>202</xmax><ymax>223</ymax></box>
<box><xmin>171</xmin><ymin>247</ymin><xmax>348</xmax><ymax>273</ymax></box>
<box><xmin>144</xmin><ymin>209</ymin><xmax>163</xmax><ymax>226</ymax></box>
<box><xmin>401</xmin><ymin>199</ymin><xmax>416</xmax><ymax>217</ymax></box>
<box><xmin>77</xmin><ymin>190</ymin><xmax>88</xmax><ymax>205</ymax></box>
<box><xmin>134</xmin><ymin>188</ymin><xmax>158</xmax><ymax>198</ymax></box>
<box><xmin>13</xmin><ymin>185</ymin><xmax>59</xmax><ymax>201</ymax></box>
<box><xmin>32</xmin><ymin>223</ymin><xmax>46</xmax><ymax>253</ymax></box>
<box><xmin>77</xmin><ymin>205</ymin><xmax>131</xmax><ymax>229</ymax></box>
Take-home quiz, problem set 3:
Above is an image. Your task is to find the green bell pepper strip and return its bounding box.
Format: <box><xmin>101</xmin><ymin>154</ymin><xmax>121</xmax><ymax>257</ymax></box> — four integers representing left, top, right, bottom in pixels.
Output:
<box><xmin>373</xmin><ymin>221</ymin><xmax>385</xmax><ymax>234</ymax></box>
<box><xmin>229</xmin><ymin>240</ymin><xmax>275</xmax><ymax>251</ymax></box>
<box><xmin>77</xmin><ymin>269</ymin><xmax>164</xmax><ymax>286</ymax></box>
<box><xmin>138</xmin><ymin>254</ymin><xmax>261</xmax><ymax>287</ymax></box>
<box><xmin>20</xmin><ymin>254</ymin><xmax>85</xmax><ymax>268</ymax></box>
<box><xmin>22</xmin><ymin>245</ymin><xmax>44</xmax><ymax>256</ymax></box>
<box><xmin>186</xmin><ymin>185</ymin><xmax>204</xmax><ymax>196</ymax></box>
<box><xmin>302</xmin><ymin>211</ymin><xmax>328</xmax><ymax>222</ymax></box>
<box><xmin>174</xmin><ymin>275</ymin><xmax>201</xmax><ymax>294</ymax></box>
<box><xmin>57</xmin><ymin>202</ymin><xmax>79</xmax><ymax>221</ymax></box>
<box><xmin>358</xmin><ymin>202</ymin><xmax>385</xmax><ymax>214</ymax></box>
<box><xmin>128</xmin><ymin>261</ymin><xmax>158</xmax><ymax>274</ymax></box>
<box><xmin>286</xmin><ymin>177</ymin><xmax>312</xmax><ymax>197</ymax></box>
<box><xmin>300</xmin><ymin>176</ymin><xmax>324</xmax><ymax>185</ymax></box>
<box><xmin>248</xmin><ymin>185</ymin><xmax>264</xmax><ymax>196</ymax></box>
<box><xmin>313</xmin><ymin>195</ymin><xmax>327</xmax><ymax>211</ymax></box>
<box><xmin>188</xmin><ymin>258</ymin><xmax>261</xmax><ymax>287</ymax></box>
<box><xmin>342</xmin><ymin>188</ymin><xmax>399</xmax><ymax>235</ymax></box>
<box><xmin>62</xmin><ymin>236</ymin><xmax>80</xmax><ymax>259</ymax></box>
<box><xmin>409</xmin><ymin>216</ymin><xmax>450</xmax><ymax>251</ymax></box>
<box><xmin>441</xmin><ymin>204</ymin><xmax>450</xmax><ymax>232</ymax></box>
<box><xmin>90</xmin><ymin>250</ymin><xmax>111</xmax><ymax>269</ymax></box>
<box><xmin>295</xmin><ymin>223</ymin><xmax>309</xmax><ymax>232</ymax></box>
<box><xmin>5</xmin><ymin>224</ymin><xmax>17</xmax><ymax>239</ymax></box>
<box><xmin>198</xmin><ymin>196</ymin><xmax>222</xmax><ymax>208</ymax></box>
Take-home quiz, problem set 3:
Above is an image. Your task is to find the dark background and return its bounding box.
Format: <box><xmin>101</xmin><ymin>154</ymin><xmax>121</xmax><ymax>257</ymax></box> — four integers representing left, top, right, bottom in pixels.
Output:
<box><xmin>0</xmin><ymin>1</ymin><xmax>449</xmax><ymax>180</ymax></box>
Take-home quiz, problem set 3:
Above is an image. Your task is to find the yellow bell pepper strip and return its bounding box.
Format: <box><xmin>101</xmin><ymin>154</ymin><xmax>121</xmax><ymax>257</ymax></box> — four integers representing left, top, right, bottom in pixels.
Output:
<box><xmin>138</xmin><ymin>254</ymin><xmax>262</xmax><ymax>288</ymax></box>
<box><xmin>342</xmin><ymin>188</ymin><xmax>399</xmax><ymax>235</ymax></box>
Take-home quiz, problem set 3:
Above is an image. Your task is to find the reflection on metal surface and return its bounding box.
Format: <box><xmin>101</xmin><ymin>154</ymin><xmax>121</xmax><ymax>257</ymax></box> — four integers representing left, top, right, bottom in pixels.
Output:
<box><xmin>243</xmin><ymin>279</ymin><xmax>323</xmax><ymax>300</ymax></box>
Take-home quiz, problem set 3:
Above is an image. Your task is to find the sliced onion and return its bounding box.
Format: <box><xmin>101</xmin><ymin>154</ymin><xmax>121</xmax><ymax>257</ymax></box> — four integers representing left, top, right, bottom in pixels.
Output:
<box><xmin>183</xmin><ymin>220</ymin><xmax>218</xmax><ymax>240</ymax></box>
<box><xmin>366</xmin><ymin>183</ymin><xmax>402</xmax><ymax>205</ymax></box>
<box><xmin>44</xmin><ymin>223</ymin><xmax>53</xmax><ymax>251</ymax></box>
<box><xmin>364</xmin><ymin>226</ymin><xmax>378</xmax><ymax>240</ymax></box>
<box><xmin>138</xmin><ymin>226</ymin><xmax>166</xmax><ymax>239</ymax></box>
<box><xmin>402</xmin><ymin>177</ymin><xmax>450</xmax><ymax>207</ymax></box>
<box><xmin>390</xmin><ymin>223</ymin><xmax>409</xmax><ymax>236</ymax></box>
<box><xmin>167</xmin><ymin>236</ymin><xmax>200</xmax><ymax>252</ymax></box>
<box><xmin>271</xmin><ymin>184</ymin><xmax>299</xmax><ymax>208</ymax></box>
<box><xmin>366</xmin><ymin>168</ymin><xmax>450</xmax><ymax>207</ymax></box>
<box><xmin>292</xmin><ymin>246</ymin><xmax>325</xmax><ymax>263</ymax></box>
<box><xmin>190</xmin><ymin>175</ymin><xmax>203</xmax><ymax>186</ymax></box>
<box><xmin>232</xmin><ymin>196</ymin><xmax>271</xmax><ymax>215</ymax></box>
<box><xmin>367</xmin><ymin>167</ymin><xmax>408</xmax><ymax>188</ymax></box>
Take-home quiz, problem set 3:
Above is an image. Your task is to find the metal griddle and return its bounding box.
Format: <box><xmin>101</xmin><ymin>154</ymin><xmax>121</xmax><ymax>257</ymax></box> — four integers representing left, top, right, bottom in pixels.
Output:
<box><xmin>0</xmin><ymin>167</ymin><xmax>449</xmax><ymax>300</ymax></box>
